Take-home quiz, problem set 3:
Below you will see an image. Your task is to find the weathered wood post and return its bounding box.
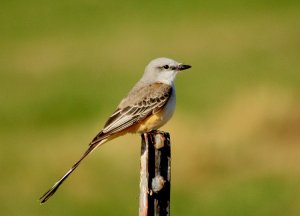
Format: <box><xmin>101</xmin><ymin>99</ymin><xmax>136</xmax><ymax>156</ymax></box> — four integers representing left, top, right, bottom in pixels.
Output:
<box><xmin>139</xmin><ymin>131</ymin><xmax>171</xmax><ymax>216</ymax></box>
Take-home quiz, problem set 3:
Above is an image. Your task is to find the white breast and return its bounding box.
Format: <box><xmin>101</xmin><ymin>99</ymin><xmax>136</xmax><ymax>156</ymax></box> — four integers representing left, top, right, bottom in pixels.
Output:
<box><xmin>153</xmin><ymin>87</ymin><xmax>176</xmax><ymax>130</ymax></box>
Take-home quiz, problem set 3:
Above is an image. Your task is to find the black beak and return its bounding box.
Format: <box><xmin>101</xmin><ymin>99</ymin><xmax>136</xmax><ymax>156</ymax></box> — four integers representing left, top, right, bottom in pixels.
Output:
<box><xmin>178</xmin><ymin>64</ymin><xmax>191</xmax><ymax>71</ymax></box>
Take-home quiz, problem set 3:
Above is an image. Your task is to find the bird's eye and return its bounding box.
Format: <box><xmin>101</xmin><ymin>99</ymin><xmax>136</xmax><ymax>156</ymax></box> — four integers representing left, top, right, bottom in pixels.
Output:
<box><xmin>163</xmin><ymin>65</ymin><xmax>169</xmax><ymax>69</ymax></box>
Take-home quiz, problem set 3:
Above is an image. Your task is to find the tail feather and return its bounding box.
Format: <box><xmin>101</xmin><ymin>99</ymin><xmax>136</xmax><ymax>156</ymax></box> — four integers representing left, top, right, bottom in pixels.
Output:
<box><xmin>40</xmin><ymin>139</ymin><xmax>106</xmax><ymax>204</ymax></box>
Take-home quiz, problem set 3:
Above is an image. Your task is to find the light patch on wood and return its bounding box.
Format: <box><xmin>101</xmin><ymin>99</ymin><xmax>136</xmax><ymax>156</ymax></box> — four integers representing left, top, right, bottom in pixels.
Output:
<box><xmin>152</xmin><ymin>175</ymin><xmax>165</xmax><ymax>193</ymax></box>
<box><xmin>154</xmin><ymin>134</ymin><xmax>165</xmax><ymax>149</ymax></box>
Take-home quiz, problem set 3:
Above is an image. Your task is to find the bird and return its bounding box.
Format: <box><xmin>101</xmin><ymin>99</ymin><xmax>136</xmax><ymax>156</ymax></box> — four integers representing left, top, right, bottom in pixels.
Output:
<box><xmin>39</xmin><ymin>57</ymin><xmax>191</xmax><ymax>204</ymax></box>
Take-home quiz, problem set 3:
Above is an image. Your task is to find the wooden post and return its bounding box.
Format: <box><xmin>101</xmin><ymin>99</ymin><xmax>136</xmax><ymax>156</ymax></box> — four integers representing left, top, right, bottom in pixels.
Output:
<box><xmin>139</xmin><ymin>131</ymin><xmax>171</xmax><ymax>216</ymax></box>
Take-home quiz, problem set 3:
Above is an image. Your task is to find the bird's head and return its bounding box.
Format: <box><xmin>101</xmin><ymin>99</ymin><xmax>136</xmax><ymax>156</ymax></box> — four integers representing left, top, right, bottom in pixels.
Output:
<box><xmin>142</xmin><ymin>57</ymin><xmax>191</xmax><ymax>85</ymax></box>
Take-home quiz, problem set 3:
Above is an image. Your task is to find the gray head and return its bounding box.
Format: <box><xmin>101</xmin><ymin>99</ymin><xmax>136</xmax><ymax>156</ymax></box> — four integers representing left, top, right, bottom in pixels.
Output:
<box><xmin>141</xmin><ymin>57</ymin><xmax>191</xmax><ymax>85</ymax></box>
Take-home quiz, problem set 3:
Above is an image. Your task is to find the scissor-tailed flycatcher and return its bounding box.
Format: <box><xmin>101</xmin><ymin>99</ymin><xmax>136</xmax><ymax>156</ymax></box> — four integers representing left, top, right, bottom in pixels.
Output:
<box><xmin>40</xmin><ymin>57</ymin><xmax>191</xmax><ymax>203</ymax></box>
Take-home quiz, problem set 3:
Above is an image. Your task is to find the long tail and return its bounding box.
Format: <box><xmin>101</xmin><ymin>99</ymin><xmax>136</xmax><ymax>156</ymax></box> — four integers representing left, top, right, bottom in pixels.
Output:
<box><xmin>39</xmin><ymin>138</ymin><xmax>107</xmax><ymax>204</ymax></box>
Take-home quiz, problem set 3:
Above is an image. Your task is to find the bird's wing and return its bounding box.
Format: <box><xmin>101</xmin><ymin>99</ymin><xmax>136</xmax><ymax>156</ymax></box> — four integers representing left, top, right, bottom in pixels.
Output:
<box><xmin>90</xmin><ymin>82</ymin><xmax>172</xmax><ymax>145</ymax></box>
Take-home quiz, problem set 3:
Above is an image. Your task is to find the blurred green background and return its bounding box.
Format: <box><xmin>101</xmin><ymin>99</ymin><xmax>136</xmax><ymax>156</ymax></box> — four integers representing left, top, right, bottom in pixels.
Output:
<box><xmin>1</xmin><ymin>0</ymin><xmax>300</xmax><ymax>215</ymax></box>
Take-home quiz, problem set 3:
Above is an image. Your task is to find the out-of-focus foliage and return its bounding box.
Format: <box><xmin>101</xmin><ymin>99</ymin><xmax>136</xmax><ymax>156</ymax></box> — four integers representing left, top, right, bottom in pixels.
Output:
<box><xmin>1</xmin><ymin>0</ymin><xmax>300</xmax><ymax>215</ymax></box>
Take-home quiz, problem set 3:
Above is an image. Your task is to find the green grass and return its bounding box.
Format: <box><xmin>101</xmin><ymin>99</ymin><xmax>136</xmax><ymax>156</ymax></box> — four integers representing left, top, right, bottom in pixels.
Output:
<box><xmin>1</xmin><ymin>1</ymin><xmax>300</xmax><ymax>215</ymax></box>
